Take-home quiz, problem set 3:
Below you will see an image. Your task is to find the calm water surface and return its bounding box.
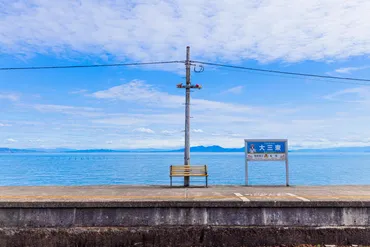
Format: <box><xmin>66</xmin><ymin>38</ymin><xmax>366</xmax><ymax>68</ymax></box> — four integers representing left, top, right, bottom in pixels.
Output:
<box><xmin>0</xmin><ymin>152</ymin><xmax>369</xmax><ymax>186</ymax></box>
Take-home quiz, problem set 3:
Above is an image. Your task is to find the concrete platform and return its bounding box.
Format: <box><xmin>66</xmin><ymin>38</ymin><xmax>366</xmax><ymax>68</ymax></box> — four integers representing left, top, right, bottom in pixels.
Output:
<box><xmin>2</xmin><ymin>185</ymin><xmax>370</xmax><ymax>246</ymax></box>
<box><xmin>0</xmin><ymin>185</ymin><xmax>370</xmax><ymax>204</ymax></box>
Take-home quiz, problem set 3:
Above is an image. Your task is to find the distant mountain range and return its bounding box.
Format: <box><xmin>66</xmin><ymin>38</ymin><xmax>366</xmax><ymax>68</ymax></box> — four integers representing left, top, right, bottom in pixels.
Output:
<box><xmin>1</xmin><ymin>145</ymin><xmax>370</xmax><ymax>153</ymax></box>
<box><xmin>0</xmin><ymin>148</ymin><xmax>76</xmax><ymax>153</ymax></box>
<box><xmin>289</xmin><ymin>146</ymin><xmax>370</xmax><ymax>153</ymax></box>
<box><xmin>170</xmin><ymin>145</ymin><xmax>244</xmax><ymax>152</ymax></box>
<box><xmin>0</xmin><ymin>148</ymin><xmax>39</xmax><ymax>153</ymax></box>
<box><xmin>0</xmin><ymin>147</ymin><xmax>173</xmax><ymax>153</ymax></box>
<box><xmin>169</xmin><ymin>145</ymin><xmax>370</xmax><ymax>153</ymax></box>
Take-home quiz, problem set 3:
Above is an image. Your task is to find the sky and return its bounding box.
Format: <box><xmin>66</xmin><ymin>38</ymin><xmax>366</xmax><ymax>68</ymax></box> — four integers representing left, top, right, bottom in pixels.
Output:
<box><xmin>1</xmin><ymin>0</ymin><xmax>370</xmax><ymax>150</ymax></box>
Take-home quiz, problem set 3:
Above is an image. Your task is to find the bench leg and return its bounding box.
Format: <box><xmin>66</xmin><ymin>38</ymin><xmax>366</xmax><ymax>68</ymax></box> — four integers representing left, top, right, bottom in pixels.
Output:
<box><xmin>206</xmin><ymin>176</ymin><xmax>208</xmax><ymax>188</ymax></box>
<box><xmin>170</xmin><ymin>176</ymin><xmax>172</xmax><ymax>187</ymax></box>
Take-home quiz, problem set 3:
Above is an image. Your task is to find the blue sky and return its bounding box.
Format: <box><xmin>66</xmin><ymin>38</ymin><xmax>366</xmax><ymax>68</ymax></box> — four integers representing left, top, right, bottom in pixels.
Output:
<box><xmin>1</xmin><ymin>0</ymin><xmax>370</xmax><ymax>149</ymax></box>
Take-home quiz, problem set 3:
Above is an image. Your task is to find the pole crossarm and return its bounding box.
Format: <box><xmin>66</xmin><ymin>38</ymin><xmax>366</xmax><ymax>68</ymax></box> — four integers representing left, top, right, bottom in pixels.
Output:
<box><xmin>176</xmin><ymin>83</ymin><xmax>202</xmax><ymax>89</ymax></box>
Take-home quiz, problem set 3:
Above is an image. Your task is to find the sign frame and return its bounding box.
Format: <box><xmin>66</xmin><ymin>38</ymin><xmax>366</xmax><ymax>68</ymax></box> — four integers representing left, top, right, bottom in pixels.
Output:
<box><xmin>244</xmin><ymin>139</ymin><xmax>289</xmax><ymax>186</ymax></box>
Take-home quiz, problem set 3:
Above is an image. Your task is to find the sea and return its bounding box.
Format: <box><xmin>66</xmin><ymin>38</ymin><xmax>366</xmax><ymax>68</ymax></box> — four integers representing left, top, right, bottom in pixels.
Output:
<box><xmin>0</xmin><ymin>152</ymin><xmax>369</xmax><ymax>186</ymax></box>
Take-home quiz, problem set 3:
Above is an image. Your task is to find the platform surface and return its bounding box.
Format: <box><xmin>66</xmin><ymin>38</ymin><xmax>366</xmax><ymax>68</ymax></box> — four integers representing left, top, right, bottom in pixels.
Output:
<box><xmin>0</xmin><ymin>185</ymin><xmax>369</xmax><ymax>203</ymax></box>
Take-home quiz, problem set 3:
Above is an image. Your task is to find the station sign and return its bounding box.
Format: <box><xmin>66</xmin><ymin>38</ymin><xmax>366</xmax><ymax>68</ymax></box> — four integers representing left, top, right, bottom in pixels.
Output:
<box><xmin>246</xmin><ymin>140</ymin><xmax>286</xmax><ymax>161</ymax></box>
<box><xmin>244</xmin><ymin>139</ymin><xmax>289</xmax><ymax>186</ymax></box>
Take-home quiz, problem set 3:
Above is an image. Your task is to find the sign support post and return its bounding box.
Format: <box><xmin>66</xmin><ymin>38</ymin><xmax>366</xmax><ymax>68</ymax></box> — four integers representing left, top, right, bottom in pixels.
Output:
<box><xmin>245</xmin><ymin>144</ymin><xmax>249</xmax><ymax>186</ymax></box>
<box><xmin>285</xmin><ymin>139</ymin><xmax>289</xmax><ymax>186</ymax></box>
<box><xmin>244</xmin><ymin>139</ymin><xmax>289</xmax><ymax>186</ymax></box>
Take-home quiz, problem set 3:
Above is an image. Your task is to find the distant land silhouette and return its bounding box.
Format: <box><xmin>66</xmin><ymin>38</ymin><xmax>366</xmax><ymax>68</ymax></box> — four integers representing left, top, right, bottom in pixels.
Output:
<box><xmin>1</xmin><ymin>145</ymin><xmax>370</xmax><ymax>153</ymax></box>
<box><xmin>169</xmin><ymin>145</ymin><xmax>244</xmax><ymax>152</ymax></box>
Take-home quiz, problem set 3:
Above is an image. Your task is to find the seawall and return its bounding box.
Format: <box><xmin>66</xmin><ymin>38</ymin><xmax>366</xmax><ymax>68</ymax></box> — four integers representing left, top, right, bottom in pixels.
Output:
<box><xmin>1</xmin><ymin>185</ymin><xmax>370</xmax><ymax>246</ymax></box>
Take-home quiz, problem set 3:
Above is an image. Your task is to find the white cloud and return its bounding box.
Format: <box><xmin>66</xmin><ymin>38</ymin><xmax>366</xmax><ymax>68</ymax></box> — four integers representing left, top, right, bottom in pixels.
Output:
<box><xmin>323</xmin><ymin>87</ymin><xmax>370</xmax><ymax>103</ymax></box>
<box><xmin>133</xmin><ymin>127</ymin><xmax>155</xmax><ymax>134</ymax></box>
<box><xmin>28</xmin><ymin>139</ymin><xmax>43</xmax><ymax>143</ymax></box>
<box><xmin>92</xmin><ymin>112</ymin><xmax>262</xmax><ymax>127</ymax></box>
<box><xmin>92</xmin><ymin>80</ymin><xmax>183</xmax><ymax>107</ymax></box>
<box><xmin>69</xmin><ymin>89</ymin><xmax>88</xmax><ymax>95</ymax></box>
<box><xmin>210</xmin><ymin>132</ymin><xmax>241</xmax><ymax>137</ymax></box>
<box><xmin>31</xmin><ymin>104</ymin><xmax>102</xmax><ymax>117</ymax></box>
<box><xmin>94</xmin><ymin>115</ymin><xmax>154</xmax><ymax>126</ymax></box>
<box><xmin>115</xmin><ymin>138</ymin><xmax>184</xmax><ymax>149</ymax></box>
<box><xmin>0</xmin><ymin>123</ymin><xmax>11</xmax><ymax>127</ymax></box>
<box><xmin>335</xmin><ymin>66</ymin><xmax>370</xmax><ymax>74</ymax></box>
<box><xmin>0</xmin><ymin>93</ymin><xmax>19</xmax><ymax>101</ymax></box>
<box><xmin>192</xmin><ymin>129</ymin><xmax>204</xmax><ymax>133</ymax></box>
<box><xmin>161</xmin><ymin>130</ymin><xmax>180</xmax><ymax>135</ymax></box>
<box><xmin>92</xmin><ymin>80</ymin><xmax>258</xmax><ymax>113</ymax></box>
<box><xmin>223</xmin><ymin>86</ymin><xmax>244</xmax><ymax>94</ymax></box>
<box><xmin>6</xmin><ymin>138</ymin><xmax>17</xmax><ymax>143</ymax></box>
<box><xmin>2</xmin><ymin>1</ymin><xmax>370</xmax><ymax>63</ymax></box>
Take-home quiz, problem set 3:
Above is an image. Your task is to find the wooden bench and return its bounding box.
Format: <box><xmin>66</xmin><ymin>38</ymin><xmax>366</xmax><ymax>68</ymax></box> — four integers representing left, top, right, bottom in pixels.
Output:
<box><xmin>170</xmin><ymin>165</ymin><xmax>208</xmax><ymax>187</ymax></box>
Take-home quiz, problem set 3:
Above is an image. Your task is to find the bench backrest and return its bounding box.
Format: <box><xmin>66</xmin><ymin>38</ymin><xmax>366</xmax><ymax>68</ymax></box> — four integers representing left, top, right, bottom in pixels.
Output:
<box><xmin>170</xmin><ymin>165</ymin><xmax>207</xmax><ymax>176</ymax></box>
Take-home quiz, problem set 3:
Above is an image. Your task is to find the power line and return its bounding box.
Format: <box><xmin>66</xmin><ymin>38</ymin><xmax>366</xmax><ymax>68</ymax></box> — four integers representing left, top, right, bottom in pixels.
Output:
<box><xmin>0</xmin><ymin>61</ymin><xmax>184</xmax><ymax>71</ymax></box>
<box><xmin>3</xmin><ymin>58</ymin><xmax>370</xmax><ymax>85</ymax></box>
<box><xmin>191</xmin><ymin>60</ymin><xmax>370</xmax><ymax>83</ymax></box>
<box><xmin>208</xmin><ymin>64</ymin><xmax>370</xmax><ymax>86</ymax></box>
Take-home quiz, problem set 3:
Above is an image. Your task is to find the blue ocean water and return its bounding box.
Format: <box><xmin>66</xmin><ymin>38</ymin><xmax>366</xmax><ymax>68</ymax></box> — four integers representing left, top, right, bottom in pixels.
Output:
<box><xmin>0</xmin><ymin>152</ymin><xmax>369</xmax><ymax>186</ymax></box>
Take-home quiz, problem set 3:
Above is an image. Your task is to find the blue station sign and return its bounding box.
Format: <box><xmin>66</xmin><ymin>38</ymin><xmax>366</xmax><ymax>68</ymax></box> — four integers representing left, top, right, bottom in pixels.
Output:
<box><xmin>245</xmin><ymin>139</ymin><xmax>287</xmax><ymax>161</ymax></box>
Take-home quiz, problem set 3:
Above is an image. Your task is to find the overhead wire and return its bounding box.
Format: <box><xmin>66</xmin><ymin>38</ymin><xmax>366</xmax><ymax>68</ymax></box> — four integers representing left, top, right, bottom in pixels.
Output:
<box><xmin>1</xmin><ymin>58</ymin><xmax>370</xmax><ymax>86</ymax></box>
<box><xmin>191</xmin><ymin>60</ymin><xmax>370</xmax><ymax>84</ymax></box>
<box><xmin>0</xmin><ymin>60</ymin><xmax>185</xmax><ymax>71</ymax></box>
<box><xmin>201</xmin><ymin>64</ymin><xmax>370</xmax><ymax>86</ymax></box>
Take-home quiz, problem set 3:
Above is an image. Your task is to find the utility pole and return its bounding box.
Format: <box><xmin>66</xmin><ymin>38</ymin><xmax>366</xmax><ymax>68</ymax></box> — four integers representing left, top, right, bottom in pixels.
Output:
<box><xmin>184</xmin><ymin>46</ymin><xmax>191</xmax><ymax>187</ymax></box>
<box><xmin>176</xmin><ymin>46</ymin><xmax>202</xmax><ymax>187</ymax></box>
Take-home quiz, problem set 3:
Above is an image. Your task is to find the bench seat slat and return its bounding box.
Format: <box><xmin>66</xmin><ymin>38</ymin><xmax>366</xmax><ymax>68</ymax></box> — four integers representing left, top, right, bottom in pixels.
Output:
<box><xmin>171</xmin><ymin>173</ymin><xmax>207</xmax><ymax>175</ymax></box>
<box><xmin>171</xmin><ymin>175</ymin><xmax>207</xmax><ymax>177</ymax></box>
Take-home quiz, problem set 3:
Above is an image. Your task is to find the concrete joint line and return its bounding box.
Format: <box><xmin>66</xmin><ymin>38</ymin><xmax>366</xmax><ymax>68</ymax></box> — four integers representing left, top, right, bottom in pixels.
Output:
<box><xmin>286</xmin><ymin>193</ymin><xmax>310</xmax><ymax>202</ymax></box>
<box><xmin>234</xmin><ymin>193</ymin><xmax>250</xmax><ymax>202</ymax></box>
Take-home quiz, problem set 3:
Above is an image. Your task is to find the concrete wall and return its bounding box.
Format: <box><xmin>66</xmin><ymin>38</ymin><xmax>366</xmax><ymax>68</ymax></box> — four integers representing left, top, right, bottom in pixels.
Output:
<box><xmin>1</xmin><ymin>201</ymin><xmax>370</xmax><ymax>246</ymax></box>
<box><xmin>0</xmin><ymin>204</ymin><xmax>369</xmax><ymax>227</ymax></box>
<box><xmin>1</xmin><ymin>226</ymin><xmax>370</xmax><ymax>247</ymax></box>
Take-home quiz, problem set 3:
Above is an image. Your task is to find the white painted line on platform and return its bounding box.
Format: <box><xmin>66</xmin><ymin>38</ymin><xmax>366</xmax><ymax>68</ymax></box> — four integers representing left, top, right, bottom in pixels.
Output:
<box><xmin>234</xmin><ymin>193</ymin><xmax>250</xmax><ymax>202</ymax></box>
<box><xmin>286</xmin><ymin>193</ymin><xmax>310</xmax><ymax>202</ymax></box>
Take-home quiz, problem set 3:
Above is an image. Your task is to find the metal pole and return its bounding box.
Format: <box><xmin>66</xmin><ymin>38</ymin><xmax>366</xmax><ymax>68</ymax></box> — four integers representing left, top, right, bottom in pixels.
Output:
<box><xmin>285</xmin><ymin>140</ymin><xmax>289</xmax><ymax>186</ymax></box>
<box><xmin>184</xmin><ymin>46</ymin><xmax>191</xmax><ymax>187</ymax></box>
<box><xmin>245</xmin><ymin>141</ymin><xmax>248</xmax><ymax>186</ymax></box>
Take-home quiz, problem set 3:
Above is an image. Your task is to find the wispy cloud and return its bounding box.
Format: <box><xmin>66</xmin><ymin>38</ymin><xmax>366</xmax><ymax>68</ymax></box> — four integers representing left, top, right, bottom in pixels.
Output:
<box><xmin>0</xmin><ymin>93</ymin><xmax>20</xmax><ymax>101</ymax></box>
<box><xmin>222</xmin><ymin>86</ymin><xmax>244</xmax><ymax>94</ymax></box>
<box><xmin>69</xmin><ymin>89</ymin><xmax>88</xmax><ymax>95</ymax></box>
<box><xmin>31</xmin><ymin>104</ymin><xmax>102</xmax><ymax>117</ymax></box>
<box><xmin>161</xmin><ymin>130</ymin><xmax>180</xmax><ymax>135</ymax></box>
<box><xmin>192</xmin><ymin>129</ymin><xmax>204</xmax><ymax>133</ymax></box>
<box><xmin>0</xmin><ymin>123</ymin><xmax>11</xmax><ymax>127</ymax></box>
<box><xmin>92</xmin><ymin>80</ymin><xmax>258</xmax><ymax>113</ymax></box>
<box><xmin>133</xmin><ymin>127</ymin><xmax>155</xmax><ymax>134</ymax></box>
<box><xmin>6</xmin><ymin>138</ymin><xmax>17</xmax><ymax>143</ymax></box>
<box><xmin>2</xmin><ymin>1</ymin><xmax>370</xmax><ymax>63</ymax></box>
<box><xmin>92</xmin><ymin>80</ymin><xmax>183</xmax><ymax>107</ymax></box>
<box><xmin>28</xmin><ymin>139</ymin><xmax>43</xmax><ymax>143</ymax></box>
<box><xmin>323</xmin><ymin>87</ymin><xmax>370</xmax><ymax>103</ymax></box>
<box><xmin>335</xmin><ymin>66</ymin><xmax>370</xmax><ymax>74</ymax></box>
